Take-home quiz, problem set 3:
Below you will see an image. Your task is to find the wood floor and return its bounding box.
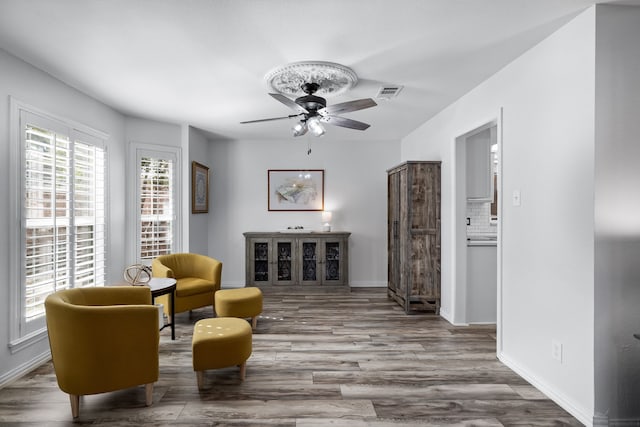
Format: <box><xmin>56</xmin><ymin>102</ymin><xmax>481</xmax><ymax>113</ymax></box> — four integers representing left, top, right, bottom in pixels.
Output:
<box><xmin>0</xmin><ymin>286</ymin><xmax>582</xmax><ymax>426</ymax></box>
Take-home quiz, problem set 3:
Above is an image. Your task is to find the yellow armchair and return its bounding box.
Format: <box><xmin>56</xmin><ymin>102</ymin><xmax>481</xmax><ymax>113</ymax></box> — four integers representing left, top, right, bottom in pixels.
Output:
<box><xmin>152</xmin><ymin>253</ymin><xmax>222</xmax><ymax>318</ymax></box>
<box><xmin>44</xmin><ymin>286</ymin><xmax>159</xmax><ymax>418</ymax></box>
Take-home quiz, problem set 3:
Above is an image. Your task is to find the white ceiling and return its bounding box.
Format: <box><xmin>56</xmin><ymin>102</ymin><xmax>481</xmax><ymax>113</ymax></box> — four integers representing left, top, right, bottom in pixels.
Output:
<box><xmin>0</xmin><ymin>0</ymin><xmax>633</xmax><ymax>142</ymax></box>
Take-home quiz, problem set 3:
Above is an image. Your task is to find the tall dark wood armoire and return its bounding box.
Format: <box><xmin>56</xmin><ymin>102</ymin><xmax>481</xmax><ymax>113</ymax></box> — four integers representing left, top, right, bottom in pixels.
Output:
<box><xmin>387</xmin><ymin>161</ymin><xmax>441</xmax><ymax>314</ymax></box>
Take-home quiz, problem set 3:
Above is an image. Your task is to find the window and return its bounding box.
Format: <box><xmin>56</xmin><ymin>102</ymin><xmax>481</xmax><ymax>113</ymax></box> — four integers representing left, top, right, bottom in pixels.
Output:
<box><xmin>139</xmin><ymin>156</ymin><xmax>174</xmax><ymax>259</ymax></box>
<box><xmin>10</xmin><ymin>103</ymin><xmax>107</xmax><ymax>348</ymax></box>
<box><xmin>130</xmin><ymin>144</ymin><xmax>180</xmax><ymax>263</ymax></box>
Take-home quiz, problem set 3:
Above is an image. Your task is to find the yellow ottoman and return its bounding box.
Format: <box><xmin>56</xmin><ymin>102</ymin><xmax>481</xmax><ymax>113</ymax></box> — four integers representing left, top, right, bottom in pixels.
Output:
<box><xmin>192</xmin><ymin>317</ymin><xmax>252</xmax><ymax>389</ymax></box>
<box><xmin>215</xmin><ymin>287</ymin><xmax>263</xmax><ymax>330</ymax></box>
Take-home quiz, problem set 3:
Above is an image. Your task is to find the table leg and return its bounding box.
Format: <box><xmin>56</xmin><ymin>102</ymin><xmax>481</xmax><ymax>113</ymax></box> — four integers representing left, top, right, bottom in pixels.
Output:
<box><xmin>170</xmin><ymin>289</ymin><xmax>175</xmax><ymax>340</ymax></box>
<box><xmin>151</xmin><ymin>295</ymin><xmax>159</xmax><ymax>327</ymax></box>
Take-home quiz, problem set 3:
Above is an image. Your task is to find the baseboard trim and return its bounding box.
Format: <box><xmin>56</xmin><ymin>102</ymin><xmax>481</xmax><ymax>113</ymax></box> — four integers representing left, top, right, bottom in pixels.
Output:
<box><xmin>0</xmin><ymin>350</ymin><xmax>51</xmax><ymax>389</ymax></box>
<box><xmin>221</xmin><ymin>282</ymin><xmax>245</xmax><ymax>289</ymax></box>
<box><xmin>438</xmin><ymin>308</ymin><xmax>454</xmax><ymax>324</ymax></box>
<box><xmin>597</xmin><ymin>416</ymin><xmax>640</xmax><ymax>426</ymax></box>
<box><xmin>221</xmin><ymin>283</ymin><xmax>244</xmax><ymax>289</ymax></box>
<box><xmin>498</xmin><ymin>351</ymin><xmax>593</xmax><ymax>426</ymax></box>
<box><xmin>348</xmin><ymin>281</ymin><xmax>386</xmax><ymax>288</ymax></box>
<box><xmin>439</xmin><ymin>308</ymin><xmax>468</xmax><ymax>326</ymax></box>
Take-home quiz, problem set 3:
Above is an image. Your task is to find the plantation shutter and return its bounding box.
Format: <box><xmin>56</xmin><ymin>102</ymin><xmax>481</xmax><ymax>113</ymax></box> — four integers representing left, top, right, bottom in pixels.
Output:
<box><xmin>21</xmin><ymin>111</ymin><xmax>106</xmax><ymax>332</ymax></box>
<box><xmin>73</xmin><ymin>137</ymin><xmax>106</xmax><ymax>287</ymax></box>
<box><xmin>138</xmin><ymin>155</ymin><xmax>175</xmax><ymax>260</ymax></box>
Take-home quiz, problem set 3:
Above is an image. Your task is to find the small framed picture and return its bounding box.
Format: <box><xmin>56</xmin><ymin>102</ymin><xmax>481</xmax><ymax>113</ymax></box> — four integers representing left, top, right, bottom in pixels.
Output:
<box><xmin>192</xmin><ymin>161</ymin><xmax>209</xmax><ymax>213</ymax></box>
<box><xmin>268</xmin><ymin>169</ymin><xmax>324</xmax><ymax>211</ymax></box>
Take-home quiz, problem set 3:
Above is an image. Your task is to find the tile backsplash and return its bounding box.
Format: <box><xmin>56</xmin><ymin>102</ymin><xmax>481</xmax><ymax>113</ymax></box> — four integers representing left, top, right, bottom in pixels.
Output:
<box><xmin>466</xmin><ymin>202</ymin><xmax>496</xmax><ymax>236</ymax></box>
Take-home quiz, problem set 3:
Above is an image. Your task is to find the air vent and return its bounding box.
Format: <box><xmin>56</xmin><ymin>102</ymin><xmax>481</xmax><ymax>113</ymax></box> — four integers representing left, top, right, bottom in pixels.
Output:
<box><xmin>376</xmin><ymin>85</ymin><xmax>403</xmax><ymax>100</ymax></box>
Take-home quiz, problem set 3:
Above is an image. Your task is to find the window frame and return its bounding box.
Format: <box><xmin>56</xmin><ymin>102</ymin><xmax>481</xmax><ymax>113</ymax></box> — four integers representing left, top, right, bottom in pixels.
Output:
<box><xmin>9</xmin><ymin>97</ymin><xmax>109</xmax><ymax>352</ymax></box>
<box><xmin>127</xmin><ymin>142</ymin><xmax>182</xmax><ymax>265</ymax></box>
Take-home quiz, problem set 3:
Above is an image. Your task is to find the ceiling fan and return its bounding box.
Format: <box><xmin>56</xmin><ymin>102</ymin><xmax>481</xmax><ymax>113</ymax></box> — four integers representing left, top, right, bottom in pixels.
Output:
<box><xmin>240</xmin><ymin>82</ymin><xmax>377</xmax><ymax>137</ymax></box>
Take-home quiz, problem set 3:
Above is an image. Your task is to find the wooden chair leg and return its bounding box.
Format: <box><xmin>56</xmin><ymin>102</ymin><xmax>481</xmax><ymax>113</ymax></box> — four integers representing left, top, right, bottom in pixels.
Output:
<box><xmin>145</xmin><ymin>383</ymin><xmax>153</xmax><ymax>406</ymax></box>
<box><xmin>239</xmin><ymin>362</ymin><xmax>246</xmax><ymax>380</ymax></box>
<box><xmin>196</xmin><ymin>371</ymin><xmax>204</xmax><ymax>390</ymax></box>
<box><xmin>251</xmin><ymin>316</ymin><xmax>258</xmax><ymax>330</ymax></box>
<box><xmin>69</xmin><ymin>394</ymin><xmax>79</xmax><ymax>418</ymax></box>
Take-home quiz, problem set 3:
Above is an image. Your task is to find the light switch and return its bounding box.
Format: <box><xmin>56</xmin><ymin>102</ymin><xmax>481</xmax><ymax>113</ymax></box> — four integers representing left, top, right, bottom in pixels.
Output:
<box><xmin>512</xmin><ymin>190</ymin><xmax>521</xmax><ymax>207</ymax></box>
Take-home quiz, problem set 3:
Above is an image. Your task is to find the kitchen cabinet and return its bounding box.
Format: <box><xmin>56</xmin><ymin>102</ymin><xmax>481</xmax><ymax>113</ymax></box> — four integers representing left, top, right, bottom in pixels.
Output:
<box><xmin>466</xmin><ymin>243</ymin><xmax>497</xmax><ymax>323</ymax></box>
<box><xmin>387</xmin><ymin>161</ymin><xmax>441</xmax><ymax>313</ymax></box>
<box><xmin>466</xmin><ymin>126</ymin><xmax>494</xmax><ymax>202</ymax></box>
<box><xmin>244</xmin><ymin>232</ymin><xmax>350</xmax><ymax>286</ymax></box>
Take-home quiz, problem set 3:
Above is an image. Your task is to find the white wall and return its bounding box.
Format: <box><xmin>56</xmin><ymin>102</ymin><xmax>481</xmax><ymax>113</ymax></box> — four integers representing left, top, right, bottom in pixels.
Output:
<box><xmin>594</xmin><ymin>5</ymin><xmax>640</xmax><ymax>422</ymax></box>
<box><xmin>207</xmin><ymin>137</ymin><xmax>399</xmax><ymax>287</ymax></box>
<box><xmin>402</xmin><ymin>8</ymin><xmax>596</xmax><ymax>424</ymax></box>
<box><xmin>0</xmin><ymin>49</ymin><xmax>127</xmax><ymax>385</ymax></box>
<box><xmin>125</xmin><ymin>116</ymin><xmax>182</xmax><ymax>149</ymax></box>
<box><xmin>188</xmin><ymin>126</ymin><xmax>211</xmax><ymax>255</ymax></box>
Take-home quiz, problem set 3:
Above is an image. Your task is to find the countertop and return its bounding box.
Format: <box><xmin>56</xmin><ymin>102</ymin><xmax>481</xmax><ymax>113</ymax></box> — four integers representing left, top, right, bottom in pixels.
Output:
<box><xmin>467</xmin><ymin>236</ymin><xmax>497</xmax><ymax>246</ymax></box>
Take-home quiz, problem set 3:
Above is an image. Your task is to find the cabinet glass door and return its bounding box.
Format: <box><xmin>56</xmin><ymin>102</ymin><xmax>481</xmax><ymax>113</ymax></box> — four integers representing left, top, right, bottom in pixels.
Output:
<box><xmin>277</xmin><ymin>241</ymin><xmax>292</xmax><ymax>280</ymax></box>
<box><xmin>273</xmin><ymin>239</ymin><xmax>295</xmax><ymax>285</ymax></box>
<box><xmin>253</xmin><ymin>241</ymin><xmax>270</xmax><ymax>282</ymax></box>
<box><xmin>300</xmin><ymin>240</ymin><xmax>320</xmax><ymax>285</ymax></box>
<box><xmin>323</xmin><ymin>241</ymin><xmax>341</xmax><ymax>283</ymax></box>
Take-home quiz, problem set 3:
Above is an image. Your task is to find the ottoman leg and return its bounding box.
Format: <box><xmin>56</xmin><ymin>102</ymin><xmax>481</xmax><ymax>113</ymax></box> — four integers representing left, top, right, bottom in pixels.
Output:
<box><xmin>239</xmin><ymin>362</ymin><xmax>246</xmax><ymax>380</ymax></box>
<box><xmin>251</xmin><ymin>316</ymin><xmax>258</xmax><ymax>330</ymax></box>
<box><xmin>196</xmin><ymin>371</ymin><xmax>204</xmax><ymax>390</ymax></box>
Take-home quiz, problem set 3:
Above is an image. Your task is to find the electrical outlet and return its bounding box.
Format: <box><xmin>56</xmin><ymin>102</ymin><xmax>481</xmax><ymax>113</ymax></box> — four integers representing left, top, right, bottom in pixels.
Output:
<box><xmin>552</xmin><ymin>340</ymin><xmax>563</xmax><ymax>363</ymax></box>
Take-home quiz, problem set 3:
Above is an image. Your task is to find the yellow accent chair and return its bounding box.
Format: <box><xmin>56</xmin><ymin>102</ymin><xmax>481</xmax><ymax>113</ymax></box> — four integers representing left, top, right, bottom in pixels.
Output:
<box><xmin>152</xmin><ymin>253</ymin><xmax>222</xmax><ymax>319</ymax></box>
<box><xmin>44</xmin><ymin>286</ymin><xmax>159</xmax><ymax>418</ymax></box>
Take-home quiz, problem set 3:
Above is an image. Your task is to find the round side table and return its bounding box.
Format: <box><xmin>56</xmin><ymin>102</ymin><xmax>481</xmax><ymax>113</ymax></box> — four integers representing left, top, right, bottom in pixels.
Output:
<box><xmin>148</xmin><ymin>278</ymin><xmax>177</xmax><ymax>340</ymax></box>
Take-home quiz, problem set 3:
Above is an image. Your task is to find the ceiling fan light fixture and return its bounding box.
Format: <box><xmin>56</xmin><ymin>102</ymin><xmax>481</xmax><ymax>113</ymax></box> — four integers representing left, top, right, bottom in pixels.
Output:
<box><xmin>292</xmin><ymin>121</ymin><xmax>308</xmax><ymax>137</ymax></box>
<box><xmin>241</xmin><ymin>61</ymin><xmax>377</xmax><ymax>137</ymax></box>
<box><xmin>265</xmin><ymin>61</ymin><xmax>358</xmax><ymax>98</ymax></box>
<box><xmin>307</xmin><ymin>117</ymin><xmax>325</xmax><ymax>137</ymax></box>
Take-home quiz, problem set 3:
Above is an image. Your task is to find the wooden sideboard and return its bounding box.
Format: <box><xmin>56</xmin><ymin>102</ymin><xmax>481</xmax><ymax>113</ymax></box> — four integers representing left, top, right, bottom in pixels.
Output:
<box><xmin>244</xmin><ymin>231</ymin><xmax>350</xmax><ymax>286</ymax></box>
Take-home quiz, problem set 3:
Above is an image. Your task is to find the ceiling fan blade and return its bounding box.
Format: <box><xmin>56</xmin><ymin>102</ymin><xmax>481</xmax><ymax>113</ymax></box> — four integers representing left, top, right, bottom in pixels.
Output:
<box><xmin>320</xmin><ymin>115</ymin><xmax>371</xmax><ymax>131</ymax></box>
<box><xmin>269</xmin><ymin>93</ymin><xmax>308</xmax><ymax>114</ymax></box>
<box><xmin>320</xmin><ymin>98</ymin><xmax>377</xmax><ymax>116</ymax></box>
<box><xmin>240</xmin><ymin>114</ymin><xmax>300</xmax><ymax>124</ymax></box>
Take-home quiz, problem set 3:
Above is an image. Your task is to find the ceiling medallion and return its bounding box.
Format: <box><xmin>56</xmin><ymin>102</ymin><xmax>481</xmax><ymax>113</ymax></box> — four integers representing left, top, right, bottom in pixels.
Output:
<box><xmin>265</xmin><ymin>61</ymin><xmax>358</xmax><ymax>98</ymax></box>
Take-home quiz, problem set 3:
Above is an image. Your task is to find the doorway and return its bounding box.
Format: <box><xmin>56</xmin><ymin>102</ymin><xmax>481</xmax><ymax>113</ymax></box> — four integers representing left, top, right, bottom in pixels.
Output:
<box><xmin>454</xmin><ymin>113</ymin><xmax>502</xmax><ymax>333</ymax></box>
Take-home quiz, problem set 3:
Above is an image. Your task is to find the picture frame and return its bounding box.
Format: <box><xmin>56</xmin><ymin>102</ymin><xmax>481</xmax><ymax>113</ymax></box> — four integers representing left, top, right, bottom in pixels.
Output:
<box><xmin>268</xmin><ymin>169</ymin><xmax>324</xmax><ymax>211</ymax></box>
<box><xmin>192</xmin><ymin>161</ymin><xmax>209</xmax><ymax>213</ymax></box>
